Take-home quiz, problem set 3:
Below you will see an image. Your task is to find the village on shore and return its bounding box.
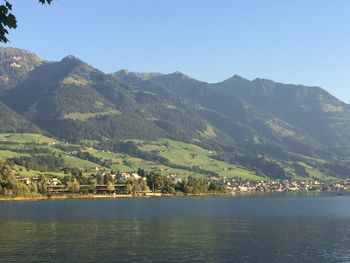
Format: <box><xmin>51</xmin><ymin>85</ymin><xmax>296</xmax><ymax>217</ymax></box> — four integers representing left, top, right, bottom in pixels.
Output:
<box><xmin>14</xmin><ymin>170</ymin><xmax>350</xmax><ymax>197</ymax></box>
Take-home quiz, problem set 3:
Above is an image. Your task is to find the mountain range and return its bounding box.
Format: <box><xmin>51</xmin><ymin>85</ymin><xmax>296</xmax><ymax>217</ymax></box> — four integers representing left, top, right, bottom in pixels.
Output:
<box><xmin>1</xmin><ymin>47</ymin><xmax>350</xmax><ymax>179</ymax></box>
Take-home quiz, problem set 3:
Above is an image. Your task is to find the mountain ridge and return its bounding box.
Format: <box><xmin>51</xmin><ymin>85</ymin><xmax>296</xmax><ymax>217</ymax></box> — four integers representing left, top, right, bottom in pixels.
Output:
<box><xmin>1</xmin><ymin>47</ymin><xmax>350</xmax><ymax>180</ymax></box>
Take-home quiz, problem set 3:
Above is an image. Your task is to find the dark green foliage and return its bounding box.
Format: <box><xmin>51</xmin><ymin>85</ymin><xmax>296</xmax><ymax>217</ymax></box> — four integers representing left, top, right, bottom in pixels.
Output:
<box><xmin>214</xmin><ymin>150</ymin><xmax>287</xmax><ymax>179</ymax></box>
<box><xmin>0</xmin><ymin>145</ymin><xmax>52</xmax><ymax>154</ymax></box>
<box><xmin>0</xmin><ymin>163</ymin><xmax>45</xmax><ymax>197</ymax></box>
<box><xmin>36</xmin><ymin>174</ymin><xmax>47</xmax><ymax>194</ymax></box>
<box><xmin>0</xmin><ymin>0</ymin><xmax>52</xmax><ymax>43</ymax></box>
<box><xmin>0</xmin><ymin>1</ymin><xmax>16</xmax><ymax>43</ymax></box>
<box><xmin>0</xmin><ymin>101</ymin><xmax>40</xmax><ymax>133</ymax></box>
<box><xmin>73</xmin><ymin>150</ymin><xmax>112</xmax><ymax>168</ymax></box>
<box><xmin>108</xmin><ymin>141</ymin><xmax>169</xmax><ymax>164</ymax></box>
<box><xmin>8</xmin><ymin>155</ymin><xmax>64</xmax><ymax>172</ymax></box>
<box><xmin>53</xmin><ymin>144</ymin><xmax>81</xmax><ymax>152</ymax></box>
<box><xmin>39</xmin><ymin>0</ymin><xmax>53</xmax><ymax>4</ymax></box>
<box><xmin>142</xmin><ymin>171</ymin><xmax>216</xmax><ymax>194</ymax></box>
<box><xmin>291</xmin><ymin>163</ymin><xmax>309</xmax><ymax>178</ymax></box>
<box><xmin>322</xmin><ymin>163</ymin><xmax>350</xmax><ymax>178</ymax></box>
<box><xmin>67</xmin><ymin>181</ymin><xmax>80</xmax><ymax>193</ymax></box>
<box><xmin>146</xmin><ymin>172</ymin><xmax>165</xmax><ymax>192</ymax></box>
<box><xmin>177</xmin><ymin>176</ymin><xmax>208</xmax><ymax>194</ymax></box>
<box><xmin>208</xmin><ymin>182</ymin><xmax>226</xmax><ymax>193</ymax></box>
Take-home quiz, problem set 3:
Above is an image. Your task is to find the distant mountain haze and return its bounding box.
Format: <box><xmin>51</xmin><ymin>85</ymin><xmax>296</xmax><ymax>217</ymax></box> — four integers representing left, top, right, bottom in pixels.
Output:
<box><xmin>1</xmin><ymin>47</ymin><xmax>350</xmax><ymax>179</ymax></box>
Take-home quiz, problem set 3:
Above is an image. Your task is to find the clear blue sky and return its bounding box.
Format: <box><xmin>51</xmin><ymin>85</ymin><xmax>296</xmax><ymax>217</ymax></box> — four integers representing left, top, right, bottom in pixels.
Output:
<box><xmin>1</xmin><ymin>0</ymin><xmax>350</xmax><ymax>102</ymax></box>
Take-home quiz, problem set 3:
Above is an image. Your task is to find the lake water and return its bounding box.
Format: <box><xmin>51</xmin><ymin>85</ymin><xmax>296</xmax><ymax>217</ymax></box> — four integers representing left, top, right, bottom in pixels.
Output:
<box><xmin>1</xmin><ymin>193</ymin><xmax>350</xmax><ymax>263</ymax></box>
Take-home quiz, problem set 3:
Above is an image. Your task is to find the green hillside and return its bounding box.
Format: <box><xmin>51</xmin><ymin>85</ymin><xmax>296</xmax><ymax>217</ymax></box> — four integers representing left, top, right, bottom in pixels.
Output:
<box><xmin>133</xmin><ymin>139</ymin><xmax>261</xmax><ymax>180</ymax></box>
<box><xmin>0</xmin><ymin>101</ymin><xmax>41</xmax><ymax>133</ymax></box>
<box><xmin>0</xmin><ymin>133</ymin><xmax>261</xmax><ymax>180</ymax></box>
<box><xmin>0</xmin><ymin>133</ymin><xmax>344</xmax><ymax>181</ymax></box>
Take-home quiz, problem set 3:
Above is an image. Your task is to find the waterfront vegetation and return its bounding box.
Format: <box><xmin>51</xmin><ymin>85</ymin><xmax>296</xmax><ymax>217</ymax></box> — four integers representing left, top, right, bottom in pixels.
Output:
<box><xmin>0</xmin><ymin>161</ymin><xmax>227</xmax><ymax>198</ymax></box>
<box><xmin>1</xmin><ymin>159</ymin><xmax>349</xmax><ymax>199</ymax></box>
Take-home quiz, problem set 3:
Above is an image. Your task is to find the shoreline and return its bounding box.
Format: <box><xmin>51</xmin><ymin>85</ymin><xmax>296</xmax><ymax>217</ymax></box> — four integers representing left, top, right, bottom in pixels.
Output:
<box><xmin>0</xmin><ymin>191</ymin><xmax>347</xmax><ymax>202</ymax></box>
<box><xmin>0</xmin><ymin>194</ymin><xmax>136</xmax><ymax>202</ymax></box>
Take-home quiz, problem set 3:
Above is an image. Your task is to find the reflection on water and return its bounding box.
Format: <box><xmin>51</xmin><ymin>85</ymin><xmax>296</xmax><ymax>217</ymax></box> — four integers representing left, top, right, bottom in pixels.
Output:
<box><xmin>1</xmin><ymin>194</ymin><xmax>350</xmax><ymax>263</ymax></box>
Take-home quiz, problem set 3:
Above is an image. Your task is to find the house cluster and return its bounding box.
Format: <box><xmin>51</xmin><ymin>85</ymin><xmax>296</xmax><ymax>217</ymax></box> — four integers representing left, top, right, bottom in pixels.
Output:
<box><xmin>14</xmin><ymin>171</ymin><xmax>350</xmax><ymax>195</ymax></box>
<box><xmin>212</xmin><ymin>177</ymin><xmax>350</xmax><ymax>192</ymax></box>
<box><xmin>118</xmin><ymin>172</ymin><xmax>147</xmax><ymax>181</ymax></box>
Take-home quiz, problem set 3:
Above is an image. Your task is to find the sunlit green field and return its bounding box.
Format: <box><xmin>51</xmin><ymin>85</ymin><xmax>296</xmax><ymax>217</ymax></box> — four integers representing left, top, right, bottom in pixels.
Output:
<box><xmin>134</xmin><ymin>139</ymin><xmax>262</xmax><ymax>180</ymax></box>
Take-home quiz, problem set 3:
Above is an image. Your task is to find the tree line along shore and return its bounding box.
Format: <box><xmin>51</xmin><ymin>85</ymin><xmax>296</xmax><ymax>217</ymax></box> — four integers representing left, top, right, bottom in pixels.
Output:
<box><xmin>1</xmin><ymin>162</ymin><xmax>349</xmax><ymax>200</ymax></box>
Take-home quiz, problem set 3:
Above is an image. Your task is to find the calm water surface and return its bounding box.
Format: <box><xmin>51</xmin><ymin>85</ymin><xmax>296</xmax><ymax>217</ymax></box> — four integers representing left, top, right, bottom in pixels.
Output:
<box><xmin>0</xmin><ymin>193</ymin><xmax>350</xmax><ymax>263</ymax></box>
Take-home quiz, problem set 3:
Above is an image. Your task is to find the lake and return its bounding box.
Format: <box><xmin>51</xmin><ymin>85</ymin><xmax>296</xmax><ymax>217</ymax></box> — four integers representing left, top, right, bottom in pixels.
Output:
<box><xmin>0</xmin><ymin>193</ymin><xmax>350</xmax><ymax>263</ymax></box>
